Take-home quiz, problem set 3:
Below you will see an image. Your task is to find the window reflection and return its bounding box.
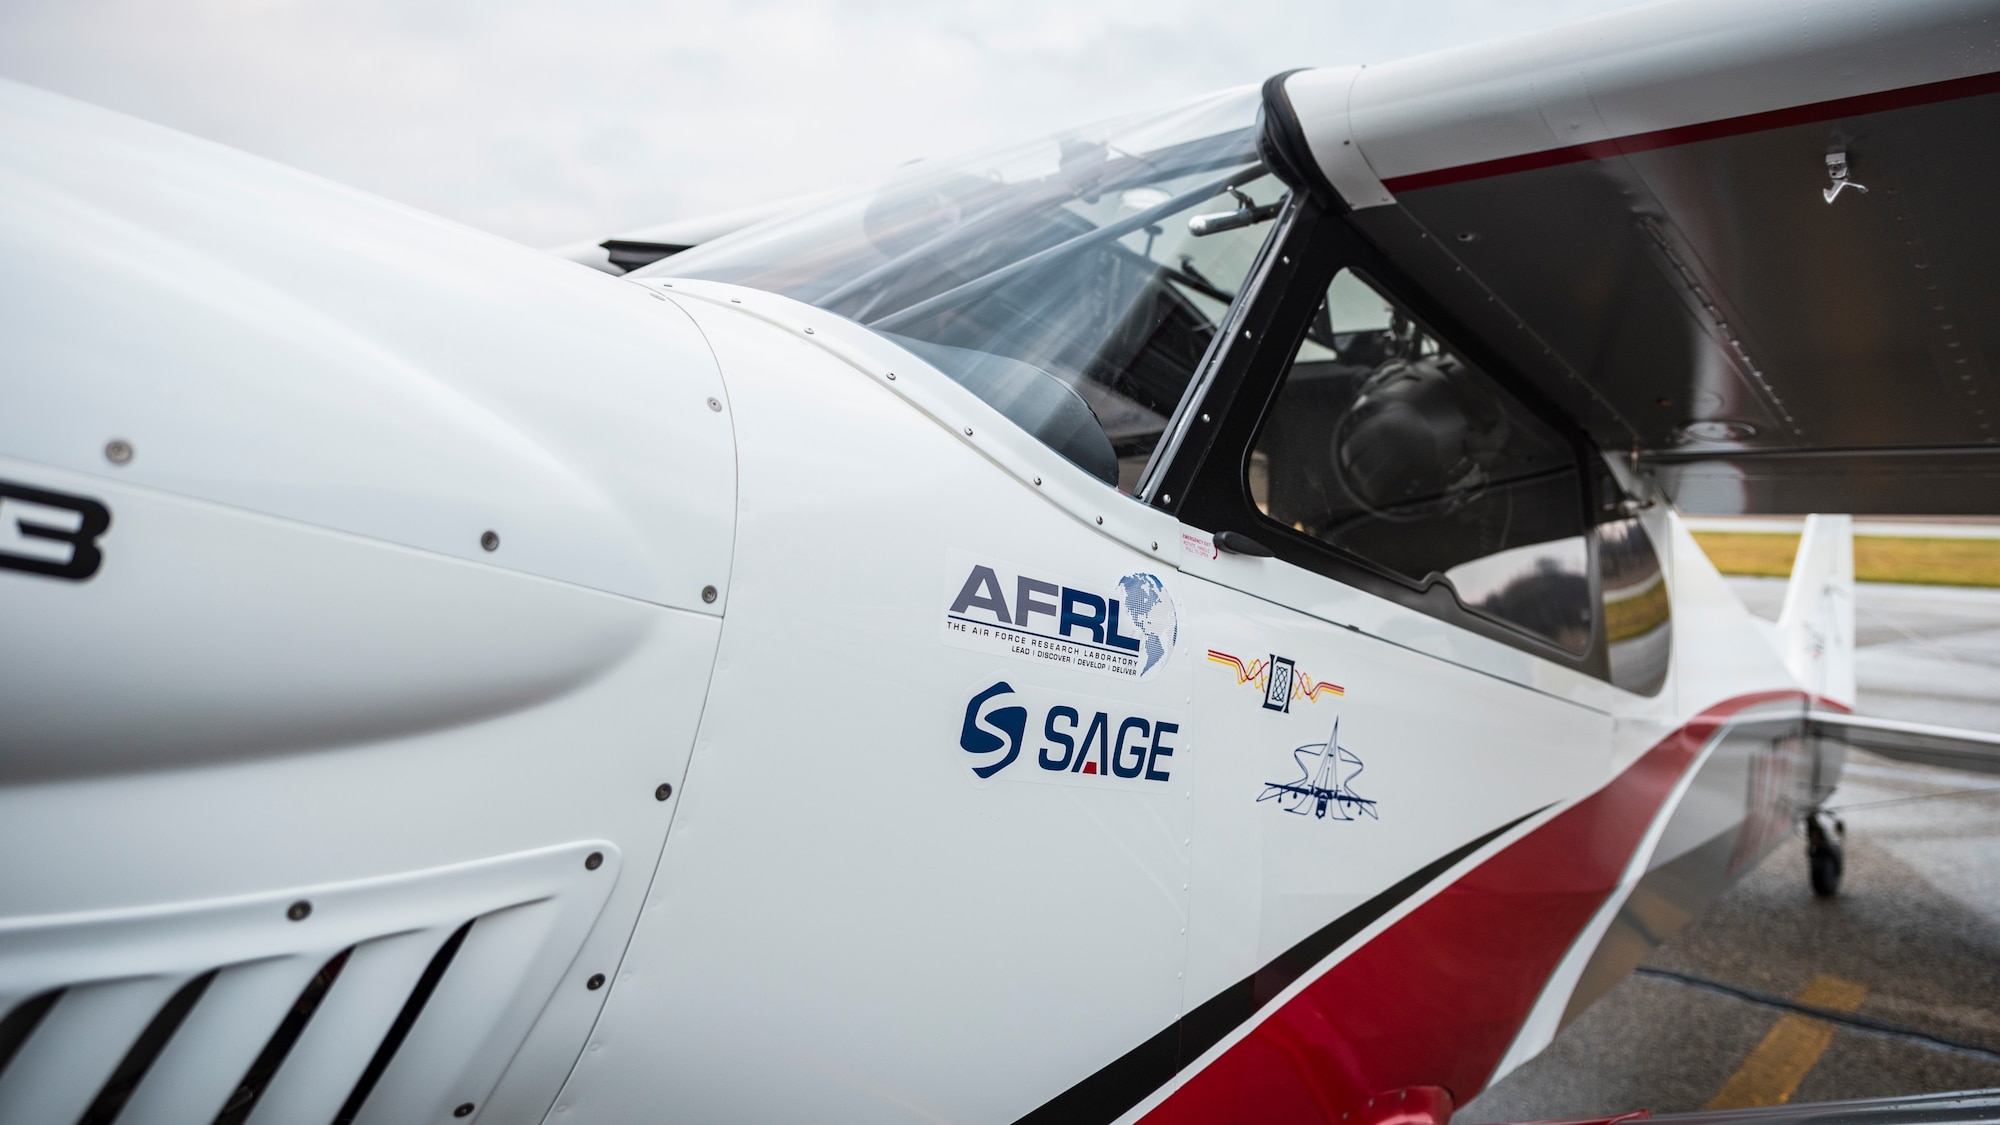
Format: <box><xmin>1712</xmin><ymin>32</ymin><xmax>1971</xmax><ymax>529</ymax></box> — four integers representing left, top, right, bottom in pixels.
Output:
<box><xmin>1445</xmin><ymin>537</ymin><xmax>1591</xmax><ymax>653</ymax></box>
<box><xmin>1599</xmin><ymin>516</ymin><xmax>1671</xmax><ymax>694</ymax></box>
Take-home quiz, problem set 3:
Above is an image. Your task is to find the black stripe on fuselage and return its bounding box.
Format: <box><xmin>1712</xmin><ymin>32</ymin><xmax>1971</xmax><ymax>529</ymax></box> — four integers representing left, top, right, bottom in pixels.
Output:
<box><xmin>1012</xmin><ymin>805</ymin><xmax>1550</xmax><ymax>1125</ymax></box>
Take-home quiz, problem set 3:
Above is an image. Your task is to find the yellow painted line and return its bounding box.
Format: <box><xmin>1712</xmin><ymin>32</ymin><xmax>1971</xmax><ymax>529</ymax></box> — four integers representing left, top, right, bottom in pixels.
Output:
<box><xmin>1690</xmin><ymin>530</ymin><xmax>2000</xmax><ymax>588</ymax></box>
<box><xmin>1706</xmin><ymin>975</ymin><xmax>1870</xmax><ymax>1110</ymax></box>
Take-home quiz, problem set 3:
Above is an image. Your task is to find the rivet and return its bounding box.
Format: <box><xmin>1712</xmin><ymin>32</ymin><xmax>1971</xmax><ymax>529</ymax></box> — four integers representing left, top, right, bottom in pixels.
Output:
<box><xmin>1457</xmin><ymin>231</ymin><xmax>1480</xmax><ymax>242</ymax></box>
<box><xmin>655</xmin><ymin>783</ymin><xmax>674</xmax><ymax>801</ymax></box>
<box><xmin>585</xmin><ymin>851</ymin><xmax>604</xmax><ymax>870</ymax></box>
<box><xmin>587</xmin><ymin>973</ymin><xmax>606</xmax><ymax>990</ymax></box>
<box><xmin>661</xmin><ymin>282</ymin><xmax>673</xmax><ymax>288</ymax></box>
<box><xmin>1152</xmin><ymin>542</ymin><xmax>1159</xmax><ymax>551</ymax></box>
<box><xmin>1243</xmin><ymin>329</ymin><xmax>1253</xmax><ymax>339</ymax></box>
<box><xmin>886</xmin><ymin>372</ymin><xmax>897</xmax><ymax>380</ymax></box>
<box><xmin>701</xmin><ymin>585</ymin><xmax>718</xmax><ymax>604</ymax></box>
<box><xmin>104</xmin><ymin>439</ymin><xmax>133</xmax><ymax>465</ymax></box>
<box><xmin>1096</xmin><ymin>516</ymin><xmax>1104</xmax><ymax>525</ymax></box>
<box><xmin>964</xmin><ymin>427</ymin><xmax>974</xmax><ymax>436</ymax></box>
<box><xmin>454</xmin><ymin>1104</ymin><xmax>475</xmax><ymax>1118</ymax></box>
<box><xmin>287</xmin><ymin>900</ymin><xmax>312</xmax><ymax>922</ymax></box>
<box><xmin>1201</xmin><ymin>413</ymin><xmax>1210</xmax><ymax>422</ymax></box>
<box><xmin>1162</xmin><ymin>494</ymin><xmax>1171</xmax><ymax>503</ymax></box>
<box><xmin>803</xmin><ymin>327</ymin><xmax>815</xmax><ymax>334</ymax></box>
<box><xmin>730</xmin><ymin>297</ymin><xmax>742</xmax><ymax>303</ymax></box>
<box><xmin>707</xmin><ymin>397</ymin><xmax>722</xmax><ymax>411</ymax></box>
<box><xmin>1281</xmin><ymin>255</ymin><xmax>1290</xmax><ymax>264</ymax></box>
<box><xmin>1033</xmin><ymin>477</ymin><xmax>1042</xmax><ymax>486</ymax></box>
<box><xmin>480</xmin><ymin>531</ymin><xmax>500</xmax><ymax>552</ymax></box>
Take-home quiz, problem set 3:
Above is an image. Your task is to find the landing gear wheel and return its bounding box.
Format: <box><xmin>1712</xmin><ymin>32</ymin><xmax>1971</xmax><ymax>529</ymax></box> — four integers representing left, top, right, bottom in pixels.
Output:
<box><xmin>1809</xmin><ymin>840</ymin><xmax>1843</xmax><ymax>896</ymax></box>
<box><xmin>1806</xmin><ymin>811</ymin><xmax>1846</xmax><ymax>898</ymax></box>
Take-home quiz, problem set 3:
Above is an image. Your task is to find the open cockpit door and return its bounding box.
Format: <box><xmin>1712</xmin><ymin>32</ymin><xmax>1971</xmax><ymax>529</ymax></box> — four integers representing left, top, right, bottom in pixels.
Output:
<box><xmin>1269</xmin><ymin>0</ymin><xmax>2000</xmax><ymax>515</ymax></box>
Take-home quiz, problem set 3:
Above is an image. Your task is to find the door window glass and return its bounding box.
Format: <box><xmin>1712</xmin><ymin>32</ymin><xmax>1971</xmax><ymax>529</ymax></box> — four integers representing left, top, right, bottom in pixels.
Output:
<box><xmin>1599</xmin><ymin>516</ymin><xmax>1671</xmax><ymax>694</ymax></box>
<box><xmin>1249</xmin><ymin>269</ymin><xmax>1591</xmax><ymax>652</ymax></box>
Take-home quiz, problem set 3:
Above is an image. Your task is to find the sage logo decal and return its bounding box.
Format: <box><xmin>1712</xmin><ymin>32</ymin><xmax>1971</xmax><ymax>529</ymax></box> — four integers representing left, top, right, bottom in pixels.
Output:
<box><xmin>960</xmin><ymin>682</ymin><xmax>1027</xmax><ymax>779</ymax></box>
<box><xmin>941</xmin><ymin>550</ymin><xmax>1179</xmax><ymax>679</ymax></box>
<box><xmin>0</xmin><ymin>480</ymin><xmax>110</xmax><ymax>581</ymax></box>
<box><xmin>957</xmin><ymin>680</ymin><xmax>1184</xmax><ymax>790</ymax></box>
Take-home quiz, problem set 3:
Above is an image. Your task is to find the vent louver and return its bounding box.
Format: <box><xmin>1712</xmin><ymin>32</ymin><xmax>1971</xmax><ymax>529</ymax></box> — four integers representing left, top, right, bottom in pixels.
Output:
<box><xmin>0</xmin><ymin>843</ymin><xmax>618</xmax><ymax>1125</ymax></box>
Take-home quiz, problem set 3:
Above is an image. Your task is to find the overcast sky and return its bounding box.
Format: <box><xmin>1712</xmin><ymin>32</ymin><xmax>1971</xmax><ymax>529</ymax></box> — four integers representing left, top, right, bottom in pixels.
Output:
<box><xmin>0</xmin><ymin>0</ymin><xmax>1651</xmax><ymax>248</ymax></box>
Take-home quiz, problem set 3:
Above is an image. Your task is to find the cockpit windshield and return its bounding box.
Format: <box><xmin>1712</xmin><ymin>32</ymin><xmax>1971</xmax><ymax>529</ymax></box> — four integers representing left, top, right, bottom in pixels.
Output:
<box><xmin>642</xmin><ymin>86</ymin><xmax>1286</xmax><ymax>490</ymax></box>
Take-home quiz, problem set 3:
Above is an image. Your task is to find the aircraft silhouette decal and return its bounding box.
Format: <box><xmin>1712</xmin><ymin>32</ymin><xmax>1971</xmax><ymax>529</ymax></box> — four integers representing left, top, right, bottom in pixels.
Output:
<box><xmin>1258</xmin><ymin>717</ymin><xmax>1379</xmax><ymax>821</ymax></box>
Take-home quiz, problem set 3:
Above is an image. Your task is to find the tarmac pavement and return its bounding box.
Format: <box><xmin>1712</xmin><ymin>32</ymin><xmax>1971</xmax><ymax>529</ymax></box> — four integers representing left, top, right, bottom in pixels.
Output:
<box><xmin>1457</xmin><ymin>579</ymin><xmax>2000</xmax><ymax>1122</ymax></box>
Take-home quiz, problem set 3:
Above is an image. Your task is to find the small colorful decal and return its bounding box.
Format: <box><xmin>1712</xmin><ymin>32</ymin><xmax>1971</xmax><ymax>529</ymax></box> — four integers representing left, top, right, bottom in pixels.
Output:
<box><xmin>957</xmin><ymin>678</ymin><xmax>1184</xmax><ymax>790</ymax></box>
<box><xmin>1207</xmin><ymin>650</ymin><xmax>1343</xmax><ymax>711</ymax></box>
<box><xmin>1259</xmin><ymin>718</ymin><xmax>1377</xmax><ymax>822</ymax></box>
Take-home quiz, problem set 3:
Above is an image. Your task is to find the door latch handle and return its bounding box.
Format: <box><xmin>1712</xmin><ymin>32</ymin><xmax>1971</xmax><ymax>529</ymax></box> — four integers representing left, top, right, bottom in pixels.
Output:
<box><xmin>1214</xmin><ymin>530</ymin><xmax>1274</xmax><ymax>557</ymax></box>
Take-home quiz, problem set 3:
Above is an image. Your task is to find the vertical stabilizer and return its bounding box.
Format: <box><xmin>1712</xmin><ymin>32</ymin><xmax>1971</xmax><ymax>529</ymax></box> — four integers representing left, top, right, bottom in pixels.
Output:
<box><xmin>1776</xmin><ymin>515</ymin><xmax>1856</xmax><ymax>709</ymax></box>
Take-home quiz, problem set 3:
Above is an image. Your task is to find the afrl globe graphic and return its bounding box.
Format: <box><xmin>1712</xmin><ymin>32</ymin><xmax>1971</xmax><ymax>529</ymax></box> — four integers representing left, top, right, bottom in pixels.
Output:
<box><xmin>1117</xmin><ymin>573</ymin><xmax>1178</xmax><ymax>674</ymax></box>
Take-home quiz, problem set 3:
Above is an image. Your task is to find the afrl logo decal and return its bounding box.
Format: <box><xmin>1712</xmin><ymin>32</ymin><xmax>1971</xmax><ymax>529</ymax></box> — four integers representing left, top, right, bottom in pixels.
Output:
<box><xmin>958</xmin><ymin>680</ymin><xmax>1183</xmax><ymax>789</ymax></box>
<box><xmin>0</xmin><ymin>480</ymin><xmax>110</xmax><ymax>581</ymax></box>
<box><xmin>941</xmin><ymin>551</ymin><xmax>1178</xmax><ymax>679</ymax></box>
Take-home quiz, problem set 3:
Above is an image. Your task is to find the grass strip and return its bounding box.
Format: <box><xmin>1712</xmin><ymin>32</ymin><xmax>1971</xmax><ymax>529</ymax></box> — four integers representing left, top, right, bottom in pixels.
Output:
<box><xmin>1690</xmin><ymin>532</ymin><xmax>2000</xmax><ymax>588</ymax></box>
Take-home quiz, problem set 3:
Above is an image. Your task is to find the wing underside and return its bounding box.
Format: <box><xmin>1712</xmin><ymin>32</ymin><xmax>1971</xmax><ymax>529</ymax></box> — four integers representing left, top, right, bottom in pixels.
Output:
<box><xmin>1808</xmin><ymin>711</ymin><xmax>2000</xmax><ymax>776</ymax></box>
<box><xmin>1292</xmin><ymin>2</ymin><xmax>2000</xmax><ymax>514</ymax></box>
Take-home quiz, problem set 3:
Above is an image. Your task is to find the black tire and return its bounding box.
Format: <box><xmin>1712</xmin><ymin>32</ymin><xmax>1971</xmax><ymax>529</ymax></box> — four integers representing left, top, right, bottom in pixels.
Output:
<box><xmin>1809</xmin><ymin>840</ymin><xmax>1844</xmax><ymax>897</ymax></box>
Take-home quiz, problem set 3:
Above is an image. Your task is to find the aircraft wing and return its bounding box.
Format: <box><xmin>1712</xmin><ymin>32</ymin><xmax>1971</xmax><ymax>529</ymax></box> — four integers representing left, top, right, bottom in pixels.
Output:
<box><xmin>1808</xmin><ymin>711</ymin><xmax>2000</xmax><ymax>776</ymax></box>
<box><xmin>1275</xmin><ymin>0</ymin><xmax>2000</xmax><ymax>515</ymax></box>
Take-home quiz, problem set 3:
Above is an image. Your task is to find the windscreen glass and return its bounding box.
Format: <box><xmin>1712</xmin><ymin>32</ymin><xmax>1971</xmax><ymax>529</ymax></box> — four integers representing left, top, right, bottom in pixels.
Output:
<box><xmin>646</xmin><ymin>87</ymin><xmax>1283</xmax><ymax>490</ymax></box>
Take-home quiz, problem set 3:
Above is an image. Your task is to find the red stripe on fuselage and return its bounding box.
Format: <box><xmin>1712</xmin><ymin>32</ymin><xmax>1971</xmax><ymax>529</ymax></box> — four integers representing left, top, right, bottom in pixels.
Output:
<box><xmin>1378</xmin><ymin>69</ymin><xmax>2000</xmax><ymax>195</ymax></box>
<box><xmin>1141</xmin><ymin>691</ymin><xmax>1813</xmax><ymax>1125</ymax></box>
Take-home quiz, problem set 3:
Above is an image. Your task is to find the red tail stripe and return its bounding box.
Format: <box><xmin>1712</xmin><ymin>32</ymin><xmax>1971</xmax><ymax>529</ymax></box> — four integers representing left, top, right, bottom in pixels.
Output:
<box><xmin>1143</xmin><ymin>690</ymin><xmax>1812</xmax><ymax>1124</ymax></box>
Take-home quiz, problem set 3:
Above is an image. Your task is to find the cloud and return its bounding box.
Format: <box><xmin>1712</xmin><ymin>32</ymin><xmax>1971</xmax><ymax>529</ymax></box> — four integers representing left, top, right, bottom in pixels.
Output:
<box><xmin>0</xmin><ymin>0</ymin><xmax>1647</xmax><ymax>246</ymax></box>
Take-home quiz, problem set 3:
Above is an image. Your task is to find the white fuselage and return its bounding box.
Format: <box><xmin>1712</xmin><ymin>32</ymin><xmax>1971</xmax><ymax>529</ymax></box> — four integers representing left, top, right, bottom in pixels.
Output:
<box><xmin>0</xmin><ymin>52</ymin><xmax>1853</xmax><ymax>1125</ymax></box>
